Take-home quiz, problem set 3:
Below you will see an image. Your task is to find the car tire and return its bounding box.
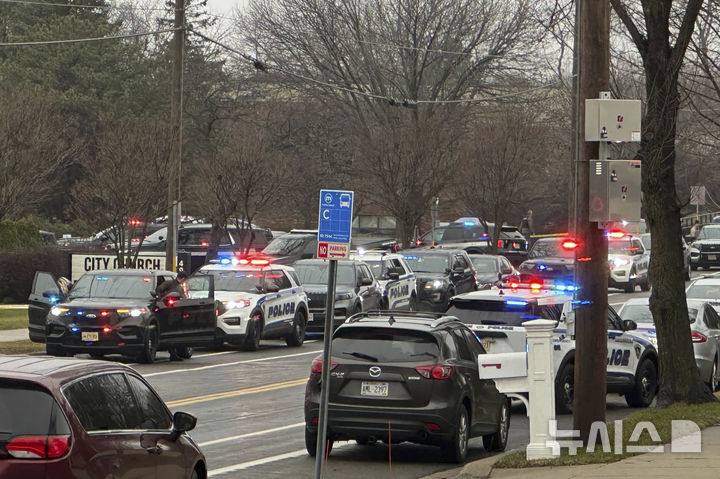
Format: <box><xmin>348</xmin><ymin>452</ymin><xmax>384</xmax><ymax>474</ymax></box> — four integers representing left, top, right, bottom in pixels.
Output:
<box><xmin>382</xmin><ymin>297</ymin><xmax>390</xmax><ymax>310</ymax></box>
<box><xmin>285</xmin><ymin>309</ymin><xmax>306</xmax><ymax>347</ymax></box>
<box><xmin>441</xmin><ymin>405</ymin><xmax>469</xmax><ymax>463</ymax></box>
<box><xmin>191</xmin><ymin>468</ymin><xmax>200</xmax><ymax>479</ymax></box>
<box><xmin>685</xmin><ymin>265</ymin><xmax>691</xmax><ymax>281</ymax></box>
<box><xmin>45</xmin><ymin>344</ymin><xmax>67</xmax><ymax>357</ymax></box>
<box><xmin>408</xmin><ymin>294</ymin><xmax>417</xmax><ymax>311</ymax></box>
<box><xmin>709</xmin><ymin>357</ymin><xmax>720</xmax><ymax>393</ymax></box>
<box><xmin>482</xmin><ymin>398</ymin><xmax>510</xmax><ymax>452</ymax></box>
<box><xmin>242</xmin><ymin>315</ymin><xmax>262</xmax><ymax>351</ymax></box>
<box><xmin>169</xmin><ymin>346</ymin><xmax>193</xmax><ymax>361</ymax></box>
<box><xmin>555</xmin><ymin>362</ymin><xmax>574</xmax><ymax>414</ymax></box>
<box><xmin>137</xmin><ymin>324</ymin><xmax>158</xmax><ymax>364</ymax></box>
<box><xmin>625</xmin><ymin>359</ymin><xmax>658</xmax><ymax>408</ymax></box>
<box><xmin>640</xmin><ymin>278</ymin><xmax>650</xmax><ymax>292</ymax></box>
<box><xmin>305</xmin><ymin>426</ymin><xmax>333</xmax><ymax>457</ymax></box>
<box><xmin>692</xmin><ymin>263</ymin><xmax>698</xmax><ymax>271</ymax></box>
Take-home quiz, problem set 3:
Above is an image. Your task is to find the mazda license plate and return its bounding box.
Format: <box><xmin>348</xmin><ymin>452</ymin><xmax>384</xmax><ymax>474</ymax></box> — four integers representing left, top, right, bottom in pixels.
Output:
<box><xmin>361</xmin><ymin>381</ymin><xmax>389</xmax><ymax>397</ymax></box>
<box><xmin>81</xmin><ymin>332</ymin><xmax>99</xmax><ymax>342</ymax></box>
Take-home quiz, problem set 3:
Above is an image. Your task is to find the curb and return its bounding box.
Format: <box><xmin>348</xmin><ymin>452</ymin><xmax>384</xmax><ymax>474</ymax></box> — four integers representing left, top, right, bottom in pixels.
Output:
<box><xmin>421</xmin><ymin>453</ymin><xmax>505</xmax><ymax>479</ymax></box>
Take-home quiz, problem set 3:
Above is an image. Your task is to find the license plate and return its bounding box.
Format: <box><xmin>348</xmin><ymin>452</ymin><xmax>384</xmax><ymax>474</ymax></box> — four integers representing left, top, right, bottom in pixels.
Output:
<box><xmin>709</xmin><ymin>255</ymin><xmax>717</xmax><ymax>261</ymax></box>
<box><xmin>482</xmin><ymin>338</ymin><xmax>494</xmax><ymax>352</ymax></box>
<box><xmin>361</xmin><ymin>381</ymin><xmax>389</xmax><ymax>397</ymax></box>
<box><xmin>81</xmin><ymin>332</ymin><xmax>99</xmax><ymax>342</ymax></box>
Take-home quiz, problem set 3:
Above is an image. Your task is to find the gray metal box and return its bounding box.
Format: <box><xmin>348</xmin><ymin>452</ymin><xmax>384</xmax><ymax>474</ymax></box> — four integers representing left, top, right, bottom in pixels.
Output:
<box><xmin>585</xmin><ymin>99</ymin><xmax>642</xmax><ymax>142</ymax></box>
<box><xmin>589</xmin><ymin>160</ymin><xmax>642</xmax><ymax>222</ymax></box>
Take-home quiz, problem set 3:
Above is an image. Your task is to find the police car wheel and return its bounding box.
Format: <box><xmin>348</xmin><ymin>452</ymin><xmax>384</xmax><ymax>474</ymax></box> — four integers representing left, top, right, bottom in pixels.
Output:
<box><xmin>625</xmin><ymin>359</ymin><xmax>657</xmax><ymax>408</ymax></box>
<box><xmin>138</xmin><ymin>324</ymin><xmax>158</xmax><ymax>364</ymax></box>
<box><xmin>243</xmin><ymin>316</ymin><xmax>262</xmax><ymax>351</ymax></box>
<box><xmin>46</xmin><ymin>344</ymin><xmax>67</xmax><ymax>357</ymax></box>
<box><xmin>170</xmin><ymin>346</ymin><xmax>193</xmax><ymax>361</ymax></box>
<box><xmin>640</xmin><ymin>278</ymin><xmax>650</xmax><ymax>292</ymax></box>
<box><xmin>408</xmin><ymin>294</ymin><xmax>417</xmax><ymax>311</ymax></box>
<box><xmin>285</xmin><ymin>309</ymin><xmax>306</xmax><ymax>347</ymax></box>
<box><xmin>555</xmin><ymin>362</ymin><xmax>574</xmax><ymax>414</ymax></box>
<box><xmin>623</xmin><ymin>281</ymin><xmax>635</xmax><ymax>293</ymax></box>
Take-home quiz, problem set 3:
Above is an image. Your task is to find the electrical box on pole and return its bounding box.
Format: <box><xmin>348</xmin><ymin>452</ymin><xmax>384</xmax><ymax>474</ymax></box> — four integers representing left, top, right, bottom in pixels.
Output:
<box><xmin>589</xmin><ymin>160</ymin><xmax>642</xmax><ymax>223</ymax></box>
<box><xmin>585</xmin><ymin>99</ymin><xmax>641</xmax><ymax>142</ymax></box>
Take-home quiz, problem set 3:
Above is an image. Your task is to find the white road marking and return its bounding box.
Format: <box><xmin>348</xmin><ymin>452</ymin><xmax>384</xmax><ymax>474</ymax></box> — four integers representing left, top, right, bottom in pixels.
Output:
<box><xmin>194</xmin><ymin>351</ymin><xmax>235</xmax><ymax>358</ymax></box>
<box><xmin>144</xmin><ymin>349</ymin><xmax>322</xmax><ymax>377</ymax></box>
<box><xmin>199</xmin><ymin>422</ymin><xmax>304</xmax><ymax>447</ymax></box>
<box><xmin>610</xmin><ymin>303</ymin><xmax>625</xmax><ymax>307</ymax></box>
<box><xmin>208</xmin><ymin>443</ymin><xmax>351</xmax><ymax>476</ymax></box>
<box><xmin>608</xmin><ymin>293</ymin><xmax>619</xmax><ymax>296</ymax></box>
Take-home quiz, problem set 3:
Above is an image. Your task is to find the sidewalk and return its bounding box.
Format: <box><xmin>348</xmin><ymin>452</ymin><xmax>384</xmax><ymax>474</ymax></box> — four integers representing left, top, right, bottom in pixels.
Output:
<box><xmin>0</xmin><ymin>329</ymin><xmax>28</xmax><ymax>342</ymax></box>
<box><xmin>431</xmin><ymin>424</ymin><xmax>720</xmax><ymax>479</ymax></box>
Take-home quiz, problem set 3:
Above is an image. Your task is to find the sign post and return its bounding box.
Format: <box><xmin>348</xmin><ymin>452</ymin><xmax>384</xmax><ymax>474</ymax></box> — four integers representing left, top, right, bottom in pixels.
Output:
<box><xmin>315</xmin><ymin>189</ymin><xmax>354</xmax><ymax>479</ymax></box>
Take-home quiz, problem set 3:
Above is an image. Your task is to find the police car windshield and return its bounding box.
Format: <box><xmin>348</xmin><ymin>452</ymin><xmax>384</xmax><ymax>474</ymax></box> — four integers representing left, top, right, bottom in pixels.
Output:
<box><xmin>447</xmin><ymin>300</ymin><xmax>541</xmax><ymax>326</ymax></box>
<box><xmin>363</xmin><ymin>260</ymin><xmax>383</xmax><ymax>278</ymax></box>
<box><xmin>263</xmin><ymin>237</ymin><xmax>305</xmax><ymax>255</ymax></box>
<box><xmin>69</xmin><ymin>274</ymin><xmax>153</xmax><ymax>299</ymax></box>
<box><xmin>403</xmin><ymin>255</ymin><xmax>450</xmax><ymax>273</ymax></box>
<box><xmin>470</xmin><ymin>256</ymin><xmax>497</xmax><ymax>273</ymax></box>
<box><xmin>698</xmin><ymin>227</ymin><xmax>720</xmax><ymax>240</ymax></box>
<box><xmin>294</xmin><ymin>263</ymin><xmax>356</xmax><ymax>286</ymax></box>
<box><xmin>621</xmin><ymin>304</ymin><xmax>697</xmax><ymax>324</ymax></box>
<box><xmin>528</xmin><ymin>239</ymin><xmax>574</xmax><ymax>259</ymax></box>
<box><xmin>687</xmin><ymin>284</ymin><xmax>720</xmax><ymax>299</ymax></box>
<box><xmin>608</xmin><ymin>239</ymin><xmax>640</xmax><ymax>254</ymax></box>
<box><xmin>206</xmin><ymin>270</ymin><xmax>263</xmax><ymax>293</ymax></box>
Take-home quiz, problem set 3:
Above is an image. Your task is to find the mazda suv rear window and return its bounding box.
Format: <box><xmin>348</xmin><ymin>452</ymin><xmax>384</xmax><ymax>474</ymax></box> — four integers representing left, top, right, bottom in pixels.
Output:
<box><xmin>333</xmin><ymin>328</ymin><xmax>440</xmax><ymax>362</ymax></box>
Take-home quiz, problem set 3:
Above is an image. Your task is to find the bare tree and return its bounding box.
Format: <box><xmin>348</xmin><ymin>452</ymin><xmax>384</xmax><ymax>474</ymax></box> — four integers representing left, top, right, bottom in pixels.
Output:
<box><xmin>0</xmin><ymin>84</ymin><xmax>77</xmax><ymax>220</ymax></box>
<box><xmin>242</xmin><ymin>0</ymin><xmax>547</xmax><ymax>244</ymax></box>
<box><xmin>457</xmin><ymin>107</ymin><xmax>543</xmax><ymax>252</ymax></box>
<box><xmin>71</xmin><ymin>115</ymin><xmax>172</xmax><ymax>267</ymax></box>
<box><xmin>187</xmin><ymin>117</ymin><xmax>291</xmax><ymax>260</ymax></box>
<box><xmin>610</xmin><ymin>0</ymin><xmax>714</xmax><ymax>405</ymax></box>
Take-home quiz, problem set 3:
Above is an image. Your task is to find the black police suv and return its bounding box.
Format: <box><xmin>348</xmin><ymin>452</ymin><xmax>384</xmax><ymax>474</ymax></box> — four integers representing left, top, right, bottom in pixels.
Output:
<box><xmin>517</xmin><ymin>237</ymin><xmax>577</xmax><ymax>290</ymax></box>
<box><xmin>261</xmin><ymin>230</ymin><xmax>319</xmax><ymax>265</ymax></box>
<box><xmin>28</xmin><ymin>270</ymin><xmax>217</xmax><ymax>363</ymax></box>
<box><xmin>293</xmin><ymin>259</ymin><xmax>382</xmax><ymax>333</ymax></box>
<box><xmin>304</xmin><ymin>311</ymin><xmax>510</xmax><ymax>463</ymax></box>
<box><xmin>468</xmin><ymin>254</ymin><xmax>520</xmax><ymax>289</ymax></box>
<box><xmin>690</xmin><ymin>224</ymin><xmax>720</xmax><ymax>270</ymax></box>
<box><xmin>437</xmin><ymin>218</ymin><xmax>529</xmax><ymax>266</ymax></box>
<box><xmin>402</xmin><ymin>250</ymin><xmax>477</xmax><ymax>311</ymax></box>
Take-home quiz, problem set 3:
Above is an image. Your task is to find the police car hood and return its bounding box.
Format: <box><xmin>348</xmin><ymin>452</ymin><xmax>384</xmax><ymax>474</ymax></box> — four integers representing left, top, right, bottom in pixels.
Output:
<box><xmin>476</xmin><ymin>272</ymin><xmax>500</xmax><ymax>284</ymax></box>
<box><xmin>302</xmin><ymin>284</ymin><xmax>354</xmax><ymax>295</ymax></box>
<box><xmin>519</xmin><ymin>257</ymin><xmax>574</xmax><ymax>271</ymax></box>
<box><xmin>61</xmin><ymin>297</ymin><xmax>151</xmax><ymax>309</ymax></box>
<box><xmin>414</xmin><ymin>272</ymin><xmax>450</xmax><ymax>282</ymax></box>
<box><xmin>214</xmin><ymin>290</ymin><xmax>263</xmax><ymax>303</ymax></box>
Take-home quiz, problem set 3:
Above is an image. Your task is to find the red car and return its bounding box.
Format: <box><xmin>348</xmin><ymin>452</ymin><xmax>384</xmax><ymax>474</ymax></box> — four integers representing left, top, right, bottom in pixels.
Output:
<box><xmin>0</xmin><ymin>355</ymin><xmax>206</xmax><ymax>478</ymax></box>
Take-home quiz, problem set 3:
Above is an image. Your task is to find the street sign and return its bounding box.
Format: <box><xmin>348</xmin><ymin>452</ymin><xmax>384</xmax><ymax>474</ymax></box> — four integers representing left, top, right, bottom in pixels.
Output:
<box><xmin>690</xmin><ymin>185</ymin><xmax>706</xmax><ymax>206</ymax></box>
<box><xmin>317</xmin><ymin>189</ymin><xmax>354</xmax><ymax>259</ymax></box>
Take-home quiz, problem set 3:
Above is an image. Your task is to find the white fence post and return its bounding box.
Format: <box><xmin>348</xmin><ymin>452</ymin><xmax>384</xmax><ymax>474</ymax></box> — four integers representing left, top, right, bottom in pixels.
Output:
<box><xmin>523</xmin><ymin>318</ymin><xmax>558</xmax><ymax>460</ymax></box>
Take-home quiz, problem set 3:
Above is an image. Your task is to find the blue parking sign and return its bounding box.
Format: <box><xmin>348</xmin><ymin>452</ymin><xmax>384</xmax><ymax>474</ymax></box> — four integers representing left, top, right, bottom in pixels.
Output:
<box><xmin>317</xmin><ymin>190</ymin><xmax>354</xmax><ymax>258</ymax></box>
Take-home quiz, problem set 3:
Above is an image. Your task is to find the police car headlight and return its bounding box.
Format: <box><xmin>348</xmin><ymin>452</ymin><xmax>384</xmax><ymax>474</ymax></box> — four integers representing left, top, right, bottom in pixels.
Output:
<box><xmin>425</xmin><ymin>280</ymin><xmax>445</xmax><ymax>290</ymax></box>
<box><xmin>613</xmin><ymin>257</ymin><xmax>630</xmax><ymax>268</ymax></box>
<box><xmin>224</xmin><ymin>299</ymin><xmax>251</xmax><ymax>310</ymax></box>
<box><xmin>117</xmin><ymin>308</ymin><xmax>146</xmax><ymax>317</ymax></box>
<box><xmin>335</xmin><ymin>293</ymin><xmax>353</xmax><ymax>300</ymax></box>
<box><xmin>50</xmin><ymin>307</ymin><xmax>68</xmax><ymax>317</ymax></box>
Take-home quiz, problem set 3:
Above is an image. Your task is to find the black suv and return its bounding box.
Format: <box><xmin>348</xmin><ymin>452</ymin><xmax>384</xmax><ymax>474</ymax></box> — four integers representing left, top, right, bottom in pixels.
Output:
<box><xmin>690</xmin><ymin>224</ymin><xmax>720</xmax><ymax>269</ymax></box>
<box><xmin>517</xmin><ymin>237</ymin><xmax>576</xmax><ymax>289</ymax></box>
<box><xmin>261</xmin><ymin>230</ymin><xmax>318</xmax><ymax>265</ymax></box>
<box><xmin>402</xmin><ymin>250</ymin><xmax>477</xmax><ymax>311</ymax></box>
<box><xmin>436</xmin><ymin>219</ymin><xmax>529</xmax><ymax>266</ymax></box>
<box><xmin>303</xmin><ymin>312</ymin><xmax>510</xmax><ymax>463</ymax></box>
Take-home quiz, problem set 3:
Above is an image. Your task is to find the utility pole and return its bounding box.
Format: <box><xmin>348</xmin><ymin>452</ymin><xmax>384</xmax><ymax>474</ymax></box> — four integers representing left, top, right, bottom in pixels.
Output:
<box><xmin>573</xmin><ymin>0</ymin><xmax>610</xmax><ymax>442</ymax></box>
<box><xmin>165</xmin><ymin>0</ymin><xmax>185</xmax><ymax>272</ymax></box>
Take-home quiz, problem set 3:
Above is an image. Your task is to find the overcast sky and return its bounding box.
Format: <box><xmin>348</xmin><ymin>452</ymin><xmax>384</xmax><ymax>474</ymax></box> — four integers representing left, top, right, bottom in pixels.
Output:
<box><xmin>207</xmin><ymin>0</ymin><xmax>246</xmax><ymax>16</ymax></box>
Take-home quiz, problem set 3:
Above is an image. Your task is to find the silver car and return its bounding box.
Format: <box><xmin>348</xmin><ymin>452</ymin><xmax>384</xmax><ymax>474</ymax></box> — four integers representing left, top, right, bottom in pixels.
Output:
<box><xmin>618</xmin><ymin>297</ymin><xmax>720</xmax><ymax>391</ymax></box>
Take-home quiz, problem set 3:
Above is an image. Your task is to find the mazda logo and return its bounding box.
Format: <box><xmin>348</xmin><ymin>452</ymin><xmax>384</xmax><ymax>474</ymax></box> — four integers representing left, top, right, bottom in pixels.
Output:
<box><xmin>369</xmin><ymin>366</ymin><xmax>382</xmax><ymax>377</ymax></box>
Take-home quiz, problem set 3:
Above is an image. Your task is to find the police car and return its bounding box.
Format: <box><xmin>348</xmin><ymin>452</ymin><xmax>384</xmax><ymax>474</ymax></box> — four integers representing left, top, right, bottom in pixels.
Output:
<box><xmin>608</xmin><ymin>232</ymin><xmax>650</xmax><ymax>293</ymax></box>
<box><xmin>446</xmin><ymin>286</ymin><xmax>658</xmax><ymax>413</ymax></box>
<box><xmin>195</xmin><ymin>257</ymin><xmax>310</xmax><ymax>350</ymax></box>
<box><xmin>350</xmin><ymin>250</ymin><xmax>417</xmax><ymax>310</ymax></box>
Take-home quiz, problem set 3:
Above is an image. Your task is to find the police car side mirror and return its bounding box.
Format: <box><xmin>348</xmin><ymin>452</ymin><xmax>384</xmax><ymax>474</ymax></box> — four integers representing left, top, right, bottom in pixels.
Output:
<box><xmin>388</xmin><ymin>272</ymin><xmax>400</xmax><ymax>281</ymax></box>
<box><xmin>360</xmin><ymin>277</ymin><xmax>373</xmax><ymax>286</ymax></box>
<box><xmin>623</xmin><ymin>319</ymin><xmax>638</xmax><ymax>331</ymax></box>
<box><xmin>452</xmin><ymin>266</ymin><xmax>464</xmax><ymax>275</ymax></box>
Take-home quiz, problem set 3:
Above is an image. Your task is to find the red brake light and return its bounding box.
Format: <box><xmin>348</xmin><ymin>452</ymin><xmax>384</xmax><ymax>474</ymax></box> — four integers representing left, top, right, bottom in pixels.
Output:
<box><xmin>201</xmin><ymin>241</ymin><xmax>208</xmax><ymax>247</ymax></box>
<box><xmin>562</xmin><ymin>239</ymin><xmax>580</xmax><ymax>250</ymax></box>
<box><xmin>497</xmin><ymin>240</ymin><xmax>503</xmax><ymax>248</ymax></box>
<box><xmin>415</xmin><ymin>364</ymin><xmax>454</xmax><ymax>379</ymax></box>
<box><xmin>102</xmin><ymin>326</ymin><xmax>112</xmax><ymax>333</ymax></box>
<box><xmin>311</xmin><ymin>356</ymin><xmax>338</xmax><ymax>374</ymax></box>
<box><xmin>7</xmin><ymin>435</ymin><xmax>70</xmax><ymax>459</ymax></box>
<box><xmin>692</xmin><ymin>332</ymin><xmax>707</xmax><ymax>343</ymax></box>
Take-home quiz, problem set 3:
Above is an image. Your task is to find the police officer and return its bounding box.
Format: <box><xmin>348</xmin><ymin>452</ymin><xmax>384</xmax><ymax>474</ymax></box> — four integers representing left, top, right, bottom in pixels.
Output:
<box><xmin>155</xmin><ymin>271</ymin><xmax>188</xmax><ymax>299</ymax></box>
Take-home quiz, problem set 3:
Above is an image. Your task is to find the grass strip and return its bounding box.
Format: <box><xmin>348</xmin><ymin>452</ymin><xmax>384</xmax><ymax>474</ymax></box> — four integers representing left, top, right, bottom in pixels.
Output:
<box><xmin>0</xmin><ymin>340</ymin><xmax>45</xmax><ymax>355</ymax></box>
<box><xmin>0</xmin><ymin>309</ymin><xmax>28</xmax><ymax>331</ymax></box>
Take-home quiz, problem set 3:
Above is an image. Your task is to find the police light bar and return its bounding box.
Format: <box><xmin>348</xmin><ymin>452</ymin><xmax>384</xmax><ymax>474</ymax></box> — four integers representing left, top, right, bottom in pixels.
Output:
<box><xmin>607</xmin><ymin>230</ymin><xmax>626</xmax><ymax>239</ymax></box>
<box><xmin>561</xmin><ymin>239</ymin><xmax>580</xmax><ymax>249</ymax></box>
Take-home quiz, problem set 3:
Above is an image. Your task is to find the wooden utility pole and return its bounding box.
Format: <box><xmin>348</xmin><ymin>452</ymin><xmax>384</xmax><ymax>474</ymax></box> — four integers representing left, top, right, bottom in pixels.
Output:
<box><xmin>166</xmin><ymin>0</ymin><xmax>185</xmax><ymax>272</ymax></box>
<box><xmin>573</xmin><ymin>0</ymin><xmax>610</xmax><ymax>441</ymax></box>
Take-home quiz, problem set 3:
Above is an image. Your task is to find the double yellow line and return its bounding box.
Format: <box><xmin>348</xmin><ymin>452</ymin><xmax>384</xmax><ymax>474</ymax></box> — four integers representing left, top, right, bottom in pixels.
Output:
<box><xmin>167</xmin><ymin>378</ymin><xmax>307</xmax><ymax>408</ymax></box>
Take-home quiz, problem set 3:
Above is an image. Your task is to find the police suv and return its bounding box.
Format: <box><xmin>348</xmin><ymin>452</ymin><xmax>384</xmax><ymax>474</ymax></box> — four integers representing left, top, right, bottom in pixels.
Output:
<box><xmin>447</xmin><ymin>287</ymin><xmax>658</xmax><ymax>413</ymax></box>
<box><xmin>608</xmin><ymin>233</ymin><xmax>650</xmax><ymax>293</ymax></box>
<box><xmin>350</xmin><ymin>250</ymin><xmax>417</xmax><ymax>310</ymax></box>
<box><xmin>196</xmin><ymin>258</ymin><xmax>310</xmax><ymax>350</ymax></box>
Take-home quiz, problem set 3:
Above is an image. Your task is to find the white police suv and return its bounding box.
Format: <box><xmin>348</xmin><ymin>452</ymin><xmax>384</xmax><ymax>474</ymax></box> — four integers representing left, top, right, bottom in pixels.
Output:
<box><xmin>350</xmin><ymin>250</ymin><xmax>417</xmax><ymax>310</ymax></box>
<box><xmin>447</xmin><ymin>287</ymin><xmax>659</xmax><ymax>413</ymax></box>
<box><xmin>608</xmin><ymin>233</ymin><xmax>650</xmax><ymax>293</ymax></box>
<box><xmin>196</xmin><ymin>257</ymin><xmax>310</xmax><ymax>350</ymax></box>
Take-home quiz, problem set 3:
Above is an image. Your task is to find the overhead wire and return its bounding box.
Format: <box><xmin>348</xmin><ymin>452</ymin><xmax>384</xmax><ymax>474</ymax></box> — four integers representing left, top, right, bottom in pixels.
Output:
<box><xmin>0</xmin><ymin>27</ymin><xmax>180</xmax><ymax>46</ymax></box>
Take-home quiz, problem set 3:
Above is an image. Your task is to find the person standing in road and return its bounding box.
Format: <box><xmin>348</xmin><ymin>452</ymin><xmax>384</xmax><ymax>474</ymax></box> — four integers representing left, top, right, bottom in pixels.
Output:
<box><xmin>520</xmin><ymin>209</ymin><xmax>534</xmax><ymax>237</ymax></box>
<box><xmin>155</xmin><ymin>271</ymin><xmax>188</xmax><ymax>298</ymax></box>
<box><xmin>691</xmin><ymin>220</ymin><xmax>703</xmax><ymax>239</ymax></box>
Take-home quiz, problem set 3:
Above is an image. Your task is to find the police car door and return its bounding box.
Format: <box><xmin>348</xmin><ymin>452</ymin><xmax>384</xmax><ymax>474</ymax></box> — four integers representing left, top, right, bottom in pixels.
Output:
<box><xmin>357</xmin><ymin>263</ymin><xmax>382</xmax><ymax>310</ymax></box>
<box><xmin>28</xmin><ymin>271</ymin><xmax>64</xmax><ymax>343</ymax></box>
<box><xmin>181</xmin><ymin>274</ymin><xmax>216</xmax><ymax>343</ymax></box>
<box><xmin>261</xmin><ymin>270</ymin><xmax>296</xmax><ymax>337</ymax></box>
<box><xmin>606</xmin><ymin>306</ymin><xmax>638</xmax><ymax>377</ymax></box>
<box><xmin>384</xmin><ymin>257</ymin><xmax>414</xmax><ymax>310</ymax></box>
<box><xmin>632</xmin><ymin>237</ymin><xmax>649</xmax><ymax>277</ymax></box>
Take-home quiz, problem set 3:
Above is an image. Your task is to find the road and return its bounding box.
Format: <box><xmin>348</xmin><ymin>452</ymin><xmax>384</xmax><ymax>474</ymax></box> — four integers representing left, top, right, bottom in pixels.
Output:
<box><xmin>115</xmin><ymin>271</ymin><xmax>711</xmax><ymax>478</ymax></box>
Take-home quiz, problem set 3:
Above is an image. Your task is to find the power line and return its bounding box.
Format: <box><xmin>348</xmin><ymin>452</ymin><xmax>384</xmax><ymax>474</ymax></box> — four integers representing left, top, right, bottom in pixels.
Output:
<box><xmin>0</xmin><ymin>0</ymin><xmax>172</xmax><ymax>11</ymax></box>
<box><xmin>0</xmin><ymin>27</ymin><xmax>179</xmax><ymax>46</ymax></box>
<box><xmin>190</xmin><ymin>29</ymin><xmax>564</xmax><ymax>107</ymax></box>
